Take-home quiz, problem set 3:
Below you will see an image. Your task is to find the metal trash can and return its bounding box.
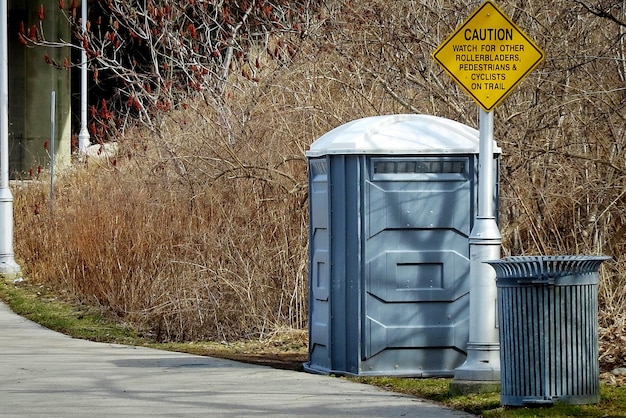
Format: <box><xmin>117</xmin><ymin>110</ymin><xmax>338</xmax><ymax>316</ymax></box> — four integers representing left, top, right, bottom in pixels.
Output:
<box><xmin>487</xmin><ymin>255</ymin><xmax>610</xmax><ymax>406</ymax></box>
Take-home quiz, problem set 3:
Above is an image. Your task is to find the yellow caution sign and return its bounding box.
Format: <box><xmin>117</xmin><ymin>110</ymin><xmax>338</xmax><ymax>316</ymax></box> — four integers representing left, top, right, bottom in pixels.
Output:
<box><xmin>433</xmin><ymin>0</ymin><xmax>544</xmax><ymax>112</ymax></box>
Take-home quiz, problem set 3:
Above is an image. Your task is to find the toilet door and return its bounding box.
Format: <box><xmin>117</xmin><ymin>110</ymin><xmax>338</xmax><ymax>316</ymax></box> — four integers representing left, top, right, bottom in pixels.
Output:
<box><xmin>363</xmin><ymin>157</ymin><xmax>473</xmax><ymax>373</ymax></box>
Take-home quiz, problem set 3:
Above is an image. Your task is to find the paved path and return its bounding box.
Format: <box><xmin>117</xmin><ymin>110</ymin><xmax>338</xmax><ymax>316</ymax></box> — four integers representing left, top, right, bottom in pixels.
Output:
<box><xmin>0</xmin><ymin>302</ymin><xmax>475</xmax><ymax>417</ymax></box>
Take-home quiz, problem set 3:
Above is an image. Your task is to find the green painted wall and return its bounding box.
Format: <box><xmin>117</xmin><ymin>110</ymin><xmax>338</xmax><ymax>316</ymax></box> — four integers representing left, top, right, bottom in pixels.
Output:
<box><xmin>8</xmin><ymin>1</ymin><xmax>72</xmax><ymax>178</ymax></box>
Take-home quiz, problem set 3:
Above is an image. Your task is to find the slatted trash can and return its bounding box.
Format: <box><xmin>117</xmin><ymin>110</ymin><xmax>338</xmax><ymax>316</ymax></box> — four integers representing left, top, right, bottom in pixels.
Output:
<box><xmin>487</xmin><ymin>255</ymin><xmax>610</xmax><ymax>406</ymax></box>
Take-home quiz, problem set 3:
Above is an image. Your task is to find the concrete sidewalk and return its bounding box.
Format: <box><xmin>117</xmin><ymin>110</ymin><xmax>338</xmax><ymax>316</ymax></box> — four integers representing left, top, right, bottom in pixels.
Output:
<box><xmin>0</xmin><ymin>302</ymin><xmax>475</xmax><ymax>417</ymax></box>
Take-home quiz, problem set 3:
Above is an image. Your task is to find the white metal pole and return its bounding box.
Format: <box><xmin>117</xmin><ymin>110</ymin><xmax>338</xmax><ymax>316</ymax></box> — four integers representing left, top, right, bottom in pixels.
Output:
<box><xmin>77</xmin><ymin>0</ymin><xmax>90</xmax><ymax>159</ymax></box>
<box><xmin>477</xmin><ymin>110</ymin><xmax>495</xmax><ymax>218</ymax></box>
<box><xmin>452</xmin><ymin>108</ymin><xmax>501</xmax><ymax>387</ymax></box>
<box><xmin>0</xmin><ymin>0</ymin><xmax>21</xmax><ymax>277</ymax></box>
<box><xmin>50</xmin><ymin>91</ymin><xmax>56</xmax><ymax>211</ymax></box>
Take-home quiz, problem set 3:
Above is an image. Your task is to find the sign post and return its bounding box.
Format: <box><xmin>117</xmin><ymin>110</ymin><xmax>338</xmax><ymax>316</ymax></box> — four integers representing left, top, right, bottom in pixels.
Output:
<box><xmin>78</xmin><ymin>0</ymin><xmax>91</xmax><ymax>160</ymax></box>
<box><xmin>0</xmin><ymin>0</ymin><xmax>21</xmax><ymax>277</ymax></box>
<box><xmin>433</xmin><ymin>0</ymin><xmax>544</xmax><ymax>393</ymax></box>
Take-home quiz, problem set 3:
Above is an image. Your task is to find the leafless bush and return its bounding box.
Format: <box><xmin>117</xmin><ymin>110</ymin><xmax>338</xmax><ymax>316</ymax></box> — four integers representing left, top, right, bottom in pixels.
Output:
<box><xmin>21</xmin><ymin>0</ymin><xmax>321</xmax><ymax>141</ymax></box>
<box><xmin>15</xmin><ymin>127</ymin><xmax>308</xmax><ymax>341</ymax></box>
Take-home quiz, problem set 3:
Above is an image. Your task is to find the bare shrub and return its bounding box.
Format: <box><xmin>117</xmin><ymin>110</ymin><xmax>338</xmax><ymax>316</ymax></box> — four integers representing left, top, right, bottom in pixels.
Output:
<box><xmin>15</xmin><ymin>131</ymin><xmax>308</xmax><ymax>342</ymax></box>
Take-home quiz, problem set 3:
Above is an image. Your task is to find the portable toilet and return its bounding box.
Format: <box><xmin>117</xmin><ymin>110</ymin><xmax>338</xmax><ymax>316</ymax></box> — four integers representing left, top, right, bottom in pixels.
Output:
<box><xmin>304</xmin><ymin>114</ymin><xmax>500</xmax><ymax>377</ymax></box>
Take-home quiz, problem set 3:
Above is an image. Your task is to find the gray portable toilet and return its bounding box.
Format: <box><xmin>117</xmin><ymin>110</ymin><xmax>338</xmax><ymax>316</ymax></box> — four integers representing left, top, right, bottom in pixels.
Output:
<box><xmin>304</xmin><ymin>114</ymin><xmax>500</xmax><ymax>377</ymax></box>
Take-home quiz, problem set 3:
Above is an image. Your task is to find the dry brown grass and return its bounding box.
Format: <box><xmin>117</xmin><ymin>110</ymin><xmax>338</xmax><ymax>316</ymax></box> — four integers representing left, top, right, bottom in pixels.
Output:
<box><xmin>14</xmin><ymin>129</ymin><xmax>310</xmax><ymax>341</ymax></box>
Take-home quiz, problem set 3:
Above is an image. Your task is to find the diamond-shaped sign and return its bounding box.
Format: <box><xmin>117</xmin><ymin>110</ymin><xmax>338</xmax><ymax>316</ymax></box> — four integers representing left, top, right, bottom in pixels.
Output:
<box><xmin>433</xmin><ymin>0</ymin><xmax>544</xmax><ymax>112</ymax></box>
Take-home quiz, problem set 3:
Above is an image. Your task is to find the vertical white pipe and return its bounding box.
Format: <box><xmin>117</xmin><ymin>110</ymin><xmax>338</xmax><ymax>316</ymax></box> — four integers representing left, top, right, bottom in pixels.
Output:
<box><xmin>0</xmin><ymin>0</ymin><xmax>21</xmax><ymax>276</ymax></box>
<box><xmin>478</xmin><ymin>110</ymin><xmax>494</xmax><ymax>217</ymax></box>
<box><xmin>77</xmin><ymin>0</ymin><xmax>90</xmax><ymax>158</ymax></box>
<box><xmin>0</xmin><ymin>0</ymin><xmax>7</xmax><ymax>191</ymax></box>
<box><xmin>452</xmin><ymin>109</ymin><xmax>502</xmax><ymax>386</ymax></box>
<box><xmin>50</xmin><ymin>91</ymin><xmax>56</xmax><ymax>211</ymax></box>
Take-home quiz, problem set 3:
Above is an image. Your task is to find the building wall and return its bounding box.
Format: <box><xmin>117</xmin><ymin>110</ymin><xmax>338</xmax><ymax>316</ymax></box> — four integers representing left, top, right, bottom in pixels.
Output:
<box><xmin>8</xmin><ymin>0</ymin><xmax>72</xmax><ymax>177</ymax></box>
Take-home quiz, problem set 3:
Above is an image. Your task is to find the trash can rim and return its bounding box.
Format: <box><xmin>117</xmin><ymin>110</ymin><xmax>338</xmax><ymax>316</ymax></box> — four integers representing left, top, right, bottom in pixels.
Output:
<box><xmin>485</xmin><ymin>255</ymin><xmax>611</xmax><ymax>284</ymax></box>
